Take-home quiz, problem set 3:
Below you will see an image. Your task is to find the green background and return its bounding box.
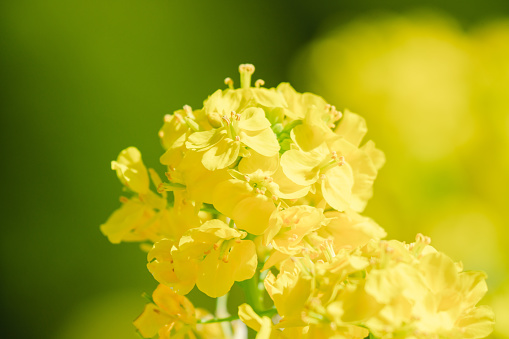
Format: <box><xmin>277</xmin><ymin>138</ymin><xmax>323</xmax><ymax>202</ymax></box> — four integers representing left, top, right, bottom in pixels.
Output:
<box><xmin>1</xmin><ymin>1</ymin><xmax>508</xmax><ymax>338</ymax></box>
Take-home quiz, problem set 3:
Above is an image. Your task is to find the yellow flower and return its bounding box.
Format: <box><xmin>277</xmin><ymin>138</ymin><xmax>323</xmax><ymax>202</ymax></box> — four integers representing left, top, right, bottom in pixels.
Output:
<box><xmin>319</xmin><ymin>209</ymin><xmax>386</xmax><ymax>251</ymax></box>
<box><xmin>147</xmin><ymin>238</ymin><xmax>196</xmax><ymax>295</ymax></box>
<box><xmin>172</xmin><ymin>219</ymin><xmax>257</xmax><ymax>297</ymax></box>
<box><xmin>111</xmin><ymin>147</ymin><xmax>150</xmax><ymax>195</ymax></box>
<box><xmin>264</xmin><ymin>205</ymin><xmax>329</xmax><ymax>255</ymax></box>
<box><xmin>281</xmin><ymin>135</ymin><xmax>383</xmax><ymax>212</ymax></box>
<box><xmin>186</xmin><ymin>105</ymin><xmax>280</xmax><ymax>171</ymax></box>
<box><xmin>100</xmin><ymin>197</ymin><xmax>157</xmax><ymax>244</ymax></box>
<box><xmin>264</xmin><ymin>258</ymin><xmax>313</xmax><ymax>318</ymax></box>
<box><xmin>212</xmin><ymin>178</ymin><xmax>277</xmax><ymax>235</ymax></box>
<box><xmin>238</xmin><ymin>303</ymin><xmax>285</xmax><ymax>339</ymax></box>
<box><xmin>212</xmin><ymin>152</ymin><xmax>310</xmax><ymax>235</ymax></box>
<box><xmin>101</xmin><ymin>148</ymin><xmax>170</xmax><ymax>243</ymax></box>
<box><xmin>134</xmin><ymin>284</ymin><xmax>222</xmax><ymax>339</ymax></box>
<box><xmin>185</xmin><ymin>66</ymin><xmax>285</xmax><ymax>171</ymax></box>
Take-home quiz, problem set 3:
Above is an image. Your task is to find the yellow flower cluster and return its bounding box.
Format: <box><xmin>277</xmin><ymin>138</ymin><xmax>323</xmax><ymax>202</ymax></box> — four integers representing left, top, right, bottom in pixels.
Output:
<box><xmin>101</xmin><ymin>65</ymin><xmax>494</xmax><ymax>338</ymax></box>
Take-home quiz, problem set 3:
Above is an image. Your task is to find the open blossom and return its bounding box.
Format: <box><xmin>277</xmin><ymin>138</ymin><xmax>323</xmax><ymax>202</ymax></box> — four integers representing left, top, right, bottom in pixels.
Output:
<box><xmin>149</xmin><ymin>219</ymin><xmax>257</xmax><ymax>298</ymax></box>
<box><xmin>101</xmin><ymin>65</ymin><xmax>494</xmax><ymax>339</ymax></box>
<box><xmin>134</xmin><ymin>284</ymin><xmax>224</xmax><ymax>339</ymax></box>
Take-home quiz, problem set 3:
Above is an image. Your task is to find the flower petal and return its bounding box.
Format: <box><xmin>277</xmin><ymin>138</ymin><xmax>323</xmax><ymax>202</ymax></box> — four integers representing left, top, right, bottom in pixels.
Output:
<box><xmin>240</xmin><ymin>128</ymin><xmax>280</xmax><ymax>157</ymax></box>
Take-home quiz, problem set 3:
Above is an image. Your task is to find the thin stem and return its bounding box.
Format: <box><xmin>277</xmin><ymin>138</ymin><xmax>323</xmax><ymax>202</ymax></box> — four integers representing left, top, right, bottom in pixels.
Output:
<box><xmin>216</xmin><ymin>294</ymin><xmax>233</xmax><ymax>339</ymax></box>
<box><xmin>197</xmin><ymin>315</ymin><xmax>239</xmax><ymax>324</ymax></box>
<box><xmin>241</xmin><ymin>271</ymin><xmax>264</xmax><ymax>313</ymax></box>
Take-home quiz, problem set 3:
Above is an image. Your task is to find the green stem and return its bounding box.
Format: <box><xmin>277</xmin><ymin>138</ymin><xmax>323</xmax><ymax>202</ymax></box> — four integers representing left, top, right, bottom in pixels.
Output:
<box><xmin>216</xmin><ymin>294</ymin><xmax>233</xmax><ymax>339</ymax></box>
<box><xmin>197</xmin><ymin>315</ymin><xmax>239</xmax><ymax>324</ymax></box>
<box><xmin>241</xmin><ymin>271</ymin><xmax>264</xmax><ymax>313</ymax></box>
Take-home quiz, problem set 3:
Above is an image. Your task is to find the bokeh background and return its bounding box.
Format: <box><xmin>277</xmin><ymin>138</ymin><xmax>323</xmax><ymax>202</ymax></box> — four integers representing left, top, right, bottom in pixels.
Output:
<box><xmin>1</xmin><ymin>1</ymin><xmax>508</xmax><ymax>338</ymax></box>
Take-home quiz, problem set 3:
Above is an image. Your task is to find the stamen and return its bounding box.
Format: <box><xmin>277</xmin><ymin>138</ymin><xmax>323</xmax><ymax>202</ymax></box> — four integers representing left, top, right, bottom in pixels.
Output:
<box><xmin>320</xmin><ymin>174</ymin><xmax>327</xmax><ymax>181</ymax></box>
<box><xmin>412</xmin><ymin>233</ymin><xmax>431</xmax><ymax>257</ymax></box>
<box><xmin>174</xmin><ymin>113</ymin><xmax>184</xmax><ymax>122</ymax></box>
<box><xmin>244</xmin><ymin>175</ymin><xmax>250</xmax><ymax>182</ymax></box>
<box><xmin>158</xmin><ymin>131</ymin><xmax>164</xmax><ymax>138</ymax></box>
<box><xmin>204</xmin><ymin>250</ymin><xmax>211</xmax><ymax>255</ymax></box>
<box><xmin>272</xmin><ymin>195</ymin><xmax>278</xmax><ymax>201</ymax></box>
<box><xmin>164</xmin><ymin>114</ymin><xmax>172</xmax><ymax>122</ymax></box>
<box><xmin>119</xmin><ymin>196</ymin><xmax>129</xmax><ymax>203</ymax></box>
<box><xmin>224</xmin><ymin>77</ymin><xmax>234</xmax><ymax>89</ymax></box>
<box><xmin>416</xmin><ymin>233</ymin><xmax>431</xmax><ymax>245</ymax></box>
<box><xmin>157</xmin><ymin>183</ymin><xmax>165</xmax><ymax>194</ymax></box>
<box><xmin>235</xmin><ymin>136</ymin><xmax>240</xmax><ymax>142</ymax></box>
<box><xmin>254</xmin><ymin>79</ymin><xmax>265</xmax><ymax>88</ymax></box>
<box><xmin>222</xmin><ymin>115</ymin><xmax>231</xmax><ymax>126</ymax></box>
<box><xmin>183</xmin><ymin>105</ymin><xmax>192</xmax><ymax>116</ymax></box>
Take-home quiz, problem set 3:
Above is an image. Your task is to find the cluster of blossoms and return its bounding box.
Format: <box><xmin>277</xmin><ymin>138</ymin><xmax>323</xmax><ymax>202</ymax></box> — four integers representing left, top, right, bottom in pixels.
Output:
<box><xmin>101</xmin><ymin>65</ymin><xmax>494</xmax><ymax>338</ymax></box>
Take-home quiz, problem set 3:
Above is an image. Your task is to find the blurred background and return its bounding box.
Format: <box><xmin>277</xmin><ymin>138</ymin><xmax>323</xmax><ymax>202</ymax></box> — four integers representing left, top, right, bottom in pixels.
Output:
<box><xmin>1</xmin><ymin>0</ymin><xmax>508</xmax><ymax>338</ymax></box>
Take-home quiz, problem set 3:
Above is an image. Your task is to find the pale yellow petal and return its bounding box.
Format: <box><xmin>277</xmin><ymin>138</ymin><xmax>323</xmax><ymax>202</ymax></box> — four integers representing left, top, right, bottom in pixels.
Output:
<box><xmin>239</xmin><ymin>151</ymin><xmax>279</xmax><ymax>174</ymax></box>
<box><xmin>240</xmin><ymin>128</ymin><xmax>280</xmax><ymax>157</ymax></box>
<box><xmin>280</xmin><ymin>149</ymin><xmax>321</xmax><ymax>186</ymax></box>
<box><xmin>334</xmin><ymin>110</ymin><xmax>367</xmax><ymax>147</ymax></box>
<box><xmin>213</xmin><ymin>179</ymin><xmax>253</xmax><ymax>217</ymax></box>
<box><xmin>321</xmin><ymin>165</ymin><xmax>354</xmax><ymax>211</ymax></box>
<box><xmin>111</xmin><ymin>147</ymin><xmax>150</xmax><ymax>194</ymax></box>
<box><xmin>202</xmin><ymin>138</ymin><xmax>241</xmax><ymax>170</ymax></box>
<box><xmin>232</xmin><ymin>195</ymin><xmax>276</xmax><ymax>235</ymax></box>
<box><xmin>133</xmin><ymin>303</ymin><xmax>170</xmax><ymax>338</ymax></box>
<box><xmin>238</xmin><ymin>107</ymin><xmax>271</xmax><ymax>131</ymax></box>
<box><xmin>186</xmin><ymin>128</ymin><xmax>226</xmax><ymax>151</ymax></box>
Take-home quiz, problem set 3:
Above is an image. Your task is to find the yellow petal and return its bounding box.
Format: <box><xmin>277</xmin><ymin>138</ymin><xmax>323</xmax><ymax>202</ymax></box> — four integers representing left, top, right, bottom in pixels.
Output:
<box><xmin>133</xmin><ymin>303</ymin><xmax>170</xmax><ymax>338</ymax></box>
<box><xmin>186</xmin><ymin>128</ymin><xmax>226</xmax><ymax>151</ymax></box>
<box><xmin>232</xmin><ymin>195</ymin><xmax>276</xmax><ymax>235</ymax></box>
<box><xmin>238</xmin><ymin>303</ymin><xmax>262</xmax><ymax>331</ymax></box>
<box><xmin>240</xmin><ymin>128</ymin><xmax>280</xmax><ymax>157</ymax></box>
<box><xmin>196</xmin><ymin>240</ymin><xmax>256</xmax><ymax>297</ymax></box>
<box><xmin>271</xmin><ymin>166</ymin><xmax>310</xmax><ymax>200</ymax></box>
<box><xmin>111</xmin><ymin>147</ymin><xmax>150</xmax><ymax>194</ymax></box>
<box><xmin>334</xmin><ymin>110</ymin><xmax>367</xmax><ymax>147</ymax></box>
<box><xmin>100</xmin><ymin>199</ymin><xmax>154</xmax><ymax>244</ymax></box>
<box><xmin>213</xmin><ymin>179</ymin><xmax>254</xmax><ymax>217</ymax></box>
<box><xmin>280</xmin><ymin>149</ymin><xmax>321</xmax><ymax>186</ymax></box>
<box><xmin>238</xmin><ymin>107</ymin><xmax>272</xmax><ymax>131</ymax></box>
<box><xmin>202</xmin><ymin>138</ymin><xmax>241</xmax><ymax>170</ymax></box>
<box><xmin>238</xmin><ymin>151</ymin><xmax>279</xmax><ymax>174</ymax></box>
<box><xmin>321</xmin><ymin>165</ymin><xmax>354</xmax><ymax>211</ymax></box>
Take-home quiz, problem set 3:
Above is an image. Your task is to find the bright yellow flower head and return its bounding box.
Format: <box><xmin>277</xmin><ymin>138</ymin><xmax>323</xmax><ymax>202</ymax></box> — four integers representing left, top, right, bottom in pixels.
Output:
<box><xmin>103</xmin><ymin>65</ymin><xmax>493</xmax><ymax>339</ymax></box>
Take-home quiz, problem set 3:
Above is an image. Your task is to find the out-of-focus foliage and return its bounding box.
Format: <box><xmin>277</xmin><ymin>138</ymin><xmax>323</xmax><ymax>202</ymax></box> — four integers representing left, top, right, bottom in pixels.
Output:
<box><xmin>294</xmin><ymin>12</ymin><xmax>509</xmax><ymax>338</ymax></box>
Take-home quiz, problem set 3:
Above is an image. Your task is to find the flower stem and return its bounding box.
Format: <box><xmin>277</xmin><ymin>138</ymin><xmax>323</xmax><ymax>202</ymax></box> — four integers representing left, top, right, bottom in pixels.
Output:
<box><xmin>216</xmin><ymin>294</ymin><xmax>233</xmax><ymax>338</ymax></box>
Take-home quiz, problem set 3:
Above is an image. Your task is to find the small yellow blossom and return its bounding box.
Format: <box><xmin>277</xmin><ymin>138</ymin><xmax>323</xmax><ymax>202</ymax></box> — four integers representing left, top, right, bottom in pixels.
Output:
<box><xmin>173</xmin><ymin>219</ymin><xmax>257</xmax><ymax>297</ymax></box>
<box><xmin>111</xmin><ymin>147</ymin><xmax>150</xmax><ymax>195</ymax></box>
<box><xmin>134</xmin><ymin>284</ymin><xmax>223</xmax><ymax>339</ymax></box>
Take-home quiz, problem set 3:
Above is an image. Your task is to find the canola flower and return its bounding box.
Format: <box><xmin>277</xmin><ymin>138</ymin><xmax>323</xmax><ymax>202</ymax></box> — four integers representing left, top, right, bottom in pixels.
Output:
<box><xmin>101</xmin><ymin>65</ymin><xmax>494</xmax><ymax>338</ymax></box>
